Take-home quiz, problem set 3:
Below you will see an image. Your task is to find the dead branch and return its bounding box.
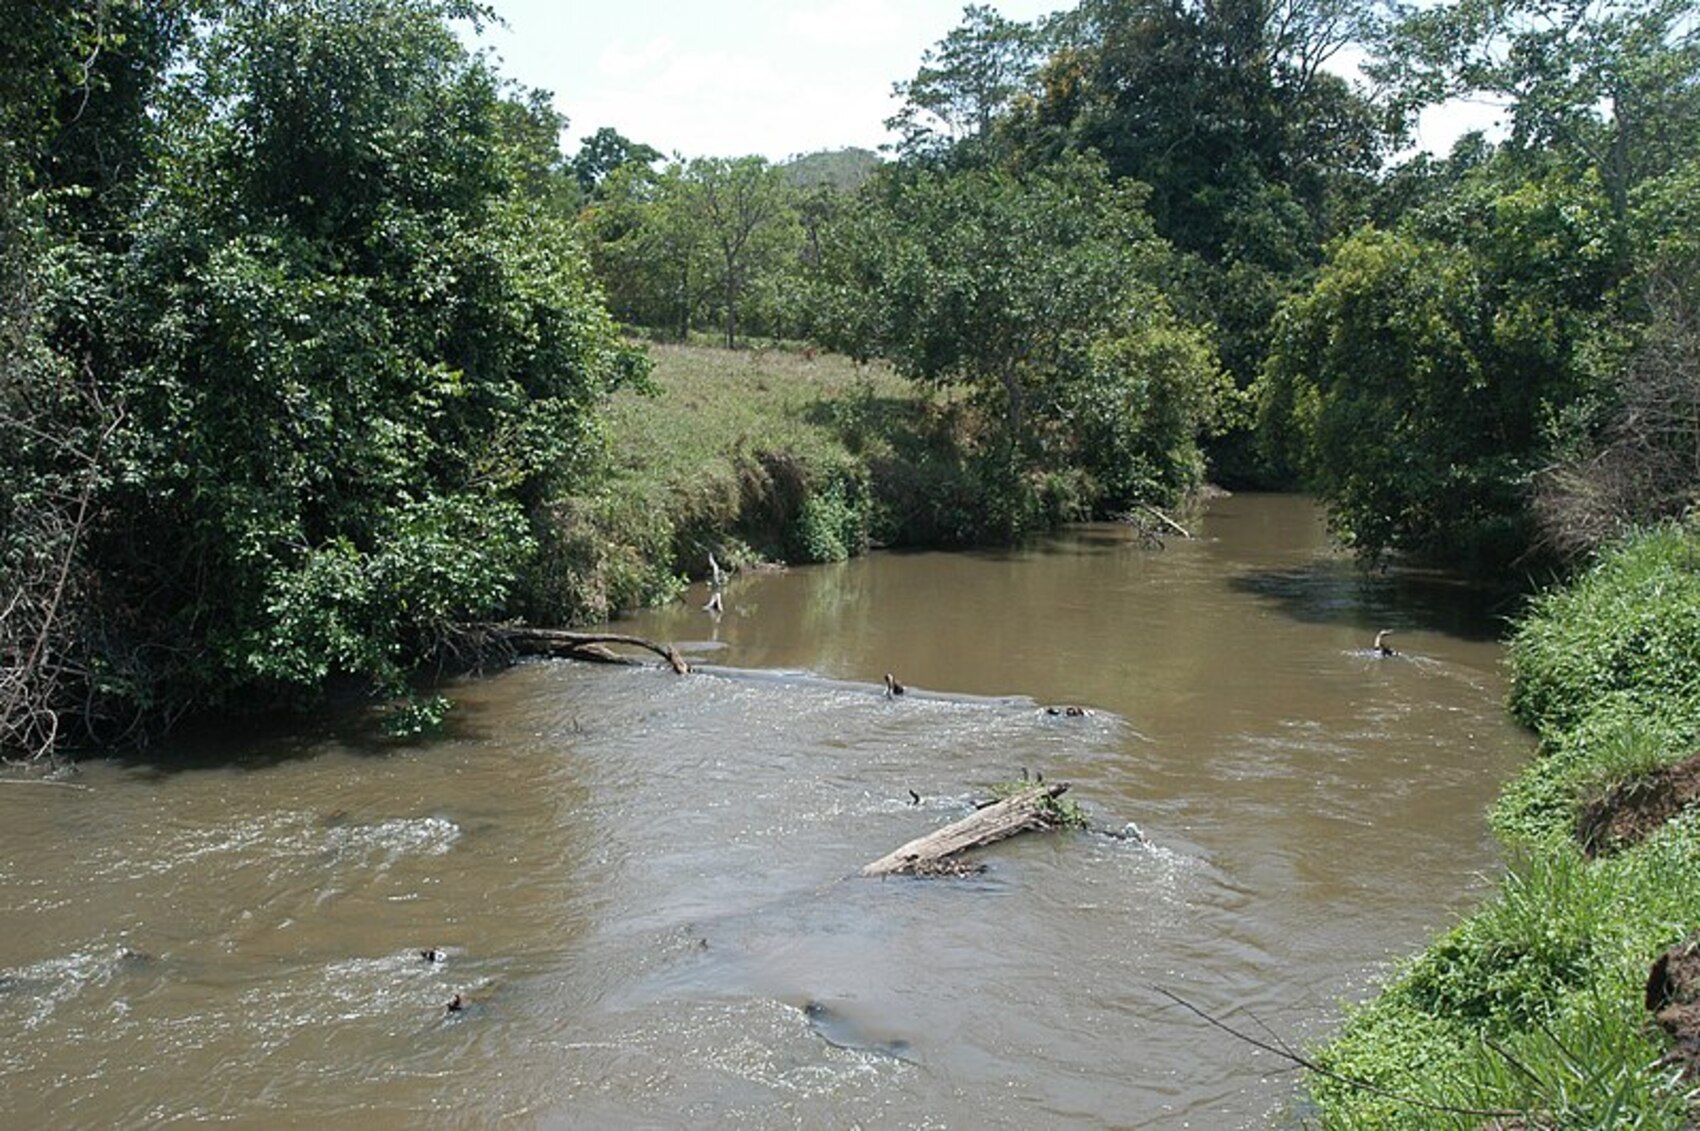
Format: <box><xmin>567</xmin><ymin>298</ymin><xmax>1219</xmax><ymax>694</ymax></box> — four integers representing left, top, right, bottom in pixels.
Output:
<box><xmin>1139</xmin><ymin>504</ymin><xmax>1193</xmax><ymax>539</ymax></box>
<box><xmin>862</xmin><ymin>782</ymin><xmax>1071</xmax><ymax>877</ymax></box>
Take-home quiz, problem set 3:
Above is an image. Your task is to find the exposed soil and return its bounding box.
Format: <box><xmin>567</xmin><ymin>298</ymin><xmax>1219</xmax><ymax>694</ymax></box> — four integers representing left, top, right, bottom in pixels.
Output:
<box><xmin>1646</xmin><ymin>932</ymin><xmax>1700</xmax><ymax>1086</ymax></box>
<box><xmin>1574</xmin><ymin>752</ymin><xmax>1700</xmax><ymax>858</ymax></box>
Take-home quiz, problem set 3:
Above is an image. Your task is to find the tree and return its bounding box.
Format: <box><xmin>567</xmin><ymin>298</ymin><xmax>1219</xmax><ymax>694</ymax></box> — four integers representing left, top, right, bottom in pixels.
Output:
<box><xmin>579</xmin><ymin>161</ymin><xmax>710</xmax><ymax>337</ymax></box>
<box><xmin>1532</xmin><ymin>264</ymin><xmax>1700</xmax><ymax>556</ymax></box>
<box><xmin>1023</xmin><ymin>0</ymin><xmax>1385</xmax><ymax>254</ymax></box>
<box><xmin>993</xmin><ymin>0</ymin><xmax>1389</xmax><ymax>486</ymax></box>
<box><xmin>2</xmin><ymin>0</ymin><xmax>195</xmax><ymax>757</ymax></box>
<box><xmin>810</xmin><ymin>157</ymin><xmax>1230</xmax><ymax>507</ymax></box>
<box><xmin>1259</xmin><ymin>165</ymin><xmax>1619</xmax><ymax>568</ymax></box>
<box><xmin>571</xmin><ymin>126</ymin><xmax>662</xmax><ymax>198</ymax></box>
<box><xmin>680</xmin><ymin>156</ymin><xmax>801</xmax><ymax>348</ymax></box>
<box><xmin>886</xmin><ymin>4</ymin><xmax>1043</xmax><ymax>165</ymax></box>
<box><xmin>1369</xmin><ymin>0</ymin><xmax>1700</xmax><ymax>221</ymax></box>
<box><xmin>3</xmin><ymin>0</ymin><xmax>644</xmax><ymax>755</ymax></box>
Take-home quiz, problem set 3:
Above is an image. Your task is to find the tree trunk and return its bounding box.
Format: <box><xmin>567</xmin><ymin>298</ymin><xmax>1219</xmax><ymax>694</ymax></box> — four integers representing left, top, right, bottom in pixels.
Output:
<box><xmin>472</xmin><ymin>625</ymin><xmax>690</xmax><ymax>674</ymax></box>
<box><xmin>862</xmin><ymin>782</ymin><xmax>1070</xmax><ymax>877</ymax></box>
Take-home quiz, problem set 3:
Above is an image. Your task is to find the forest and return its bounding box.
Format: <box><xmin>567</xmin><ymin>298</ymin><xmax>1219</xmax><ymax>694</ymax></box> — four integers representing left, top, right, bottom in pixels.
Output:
<box><xmin>3</xmin><ymin>1</ymin><xmax>1699</xmax><ymax>1119</ymax></box>
<box><xmin>9</xmin><ymin>0</ymin><xmax>1694</xmax><ymax>757</ymax></box>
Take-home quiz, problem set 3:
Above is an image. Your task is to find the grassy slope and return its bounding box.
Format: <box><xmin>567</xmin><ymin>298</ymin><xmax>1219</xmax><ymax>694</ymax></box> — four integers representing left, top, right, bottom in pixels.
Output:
<box><xmin>602</xmin><ymin>341</ymin><xmax>909</xmax><ymax>520</ymax></box>
<box><xmin>1307</xmin><ymin>526</ymin><xmax>1700</xmax><ymax>1126</ymax></box>
<box><xmin>533</xmin><ymin>342</ymin><xmax>926</xmax><ymax>623</ymax></box>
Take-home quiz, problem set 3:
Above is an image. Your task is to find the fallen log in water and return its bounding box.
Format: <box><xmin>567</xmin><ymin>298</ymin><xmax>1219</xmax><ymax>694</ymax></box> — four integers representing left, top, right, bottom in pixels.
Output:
<box><xmin>474</xmin><ymin>625</ymin><xmax>690</xmax><ymax>674</ymax></box>
<box><xmin>862</xmin><ymin>782</ymin><xmax>1072</xmax><ymax>877</ymax></box>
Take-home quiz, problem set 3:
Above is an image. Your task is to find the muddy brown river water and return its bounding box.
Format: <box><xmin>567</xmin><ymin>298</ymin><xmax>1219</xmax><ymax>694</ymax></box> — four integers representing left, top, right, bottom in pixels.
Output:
<box><xmin>0</xmin><ymin>495</ymin><xmax>1534</xmax><ymax>1128</ymax></box>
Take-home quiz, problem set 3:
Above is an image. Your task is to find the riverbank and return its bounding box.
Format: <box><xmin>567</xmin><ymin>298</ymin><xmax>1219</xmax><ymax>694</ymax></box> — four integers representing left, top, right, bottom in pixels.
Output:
<box><xmin>539</xmin><ymin>341</ymin><xmax>1102</xmax><ymax>624</ymax></box>
<box><xmin>1306</xmin><ymin>524</ymin><xmax>1700</xmax><ymax>1125</ymax></box>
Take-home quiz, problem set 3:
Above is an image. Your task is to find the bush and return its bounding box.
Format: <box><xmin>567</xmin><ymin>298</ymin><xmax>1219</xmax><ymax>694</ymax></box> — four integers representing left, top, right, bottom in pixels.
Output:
<box><xmin>791</xmin><ymin>477</ymin><xmax>870</xmax><ymax>564</ymax></box>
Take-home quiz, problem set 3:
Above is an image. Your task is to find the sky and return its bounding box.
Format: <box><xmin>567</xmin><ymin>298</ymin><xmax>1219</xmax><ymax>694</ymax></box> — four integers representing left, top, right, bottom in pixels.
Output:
<box><xmin>470</xmin><ymin>0</ymin><xmax>1502</xmax><ymax>163</ymax></box>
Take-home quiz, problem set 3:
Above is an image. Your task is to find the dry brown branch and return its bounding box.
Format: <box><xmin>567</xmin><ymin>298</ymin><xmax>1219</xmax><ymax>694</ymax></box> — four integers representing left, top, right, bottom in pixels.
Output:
<box><xmin>1534</xmin><ymin>271</ymin><xmax>1700</xmax><ymax>557</ymax></box>
<box><xmin>1139</xmin><ymin>504</ymin><xmax>1193</xmax><ymax>539</ymax></box>
<box><xmin>1</xmin><ymin>396</ymin><xmax>122</xmax><ymax>760</ymax></box>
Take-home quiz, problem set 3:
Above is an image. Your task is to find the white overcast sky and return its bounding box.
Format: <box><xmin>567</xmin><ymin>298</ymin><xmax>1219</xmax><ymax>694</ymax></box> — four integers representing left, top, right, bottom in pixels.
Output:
<box><xmin>471</xmin><ymin>1</ymin><xmax>1500</xmax><ymax>162</ymax></box>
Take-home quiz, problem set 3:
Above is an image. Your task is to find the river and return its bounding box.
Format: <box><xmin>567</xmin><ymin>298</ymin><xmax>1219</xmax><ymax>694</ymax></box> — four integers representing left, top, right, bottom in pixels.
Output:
<box><xmin>0</xmin><ymin>494</ymin><xmax>1533</xmax><ymax>1128</ymax></box>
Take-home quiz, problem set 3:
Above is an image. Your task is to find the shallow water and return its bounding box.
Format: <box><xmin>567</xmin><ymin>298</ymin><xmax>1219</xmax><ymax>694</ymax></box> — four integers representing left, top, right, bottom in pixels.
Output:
<box><xmin>0</xmin><ymin>495</ymin><xmax>1532</xmax><ymax>1127</ymax></box>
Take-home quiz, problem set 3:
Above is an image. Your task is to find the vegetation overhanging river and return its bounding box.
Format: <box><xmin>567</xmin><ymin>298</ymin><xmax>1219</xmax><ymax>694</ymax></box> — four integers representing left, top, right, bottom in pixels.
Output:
<box><xmin>0</xmin><ymin>494</ymin><xmax>1536</xmax><ymax>1127</ymax></box>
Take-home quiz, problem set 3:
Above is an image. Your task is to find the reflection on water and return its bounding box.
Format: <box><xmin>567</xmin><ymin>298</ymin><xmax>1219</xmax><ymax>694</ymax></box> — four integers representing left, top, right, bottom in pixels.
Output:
<box><xmin>0</xmin><ymin>495</ymin><xmax>1533</xmax><ymax>1127</ymax></box>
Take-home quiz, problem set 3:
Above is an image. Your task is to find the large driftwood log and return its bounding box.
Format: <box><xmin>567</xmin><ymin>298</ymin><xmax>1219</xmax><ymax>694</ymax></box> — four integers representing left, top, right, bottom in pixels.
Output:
<box><xmin>862</xmin><ymin>782</ymin><xmax>1071</xmax><ymax>877</ymax></box>
<box><xmin>484</xmin><ymin>626</ymin><xmax>690</xmax><ymax>674</ymax></box>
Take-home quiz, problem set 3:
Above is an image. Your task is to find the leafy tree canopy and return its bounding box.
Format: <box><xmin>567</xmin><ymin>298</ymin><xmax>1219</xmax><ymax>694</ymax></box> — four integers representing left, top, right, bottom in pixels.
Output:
<box><xmin>810</xmin><ymin>156</ymin><xmax>1232</xmax><ymax>509</ymax></box>
<box><xmin>2</xmin><ymin>0</ymin><xmax>643</xmax><ymax>754</ymax></box>
<box><xmin>1369</xmin><ymin>0</ymin><xmax>1700</xmax><ymax>219</ymax></box>
<box><xmin>572</xmin><ymin>126</ymin><xmax>663</xmax><ymax>197</ymax></box>
<box><xmin>886</xmin><ymin>4</ymin><xmax>1045</xmax><ymax>166</ymax></box>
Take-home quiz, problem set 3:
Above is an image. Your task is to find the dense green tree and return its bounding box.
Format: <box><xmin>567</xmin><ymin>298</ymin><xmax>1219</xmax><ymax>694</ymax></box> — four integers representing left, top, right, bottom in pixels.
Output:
<box><xmin>571</xmin><ymin>126</ymin><xmax>662</xmax><ymax>198</ymax></box>
<box><xmin>2</xmin><ymin>0</ymin><xmax>642</xmax><ymax>756</ymax></box>
<box><xmin>579</xmin><ymin>161</ymin><xmax>711</xmax><ymax>337</ymax></box>
<box><xmin>984</xmin><ymin>0</ymin><xmax>1389</xmax><ymax>485</ymax></box>
<box><xmin>811</xmin><ymin>157</ymin><xmax>1231</xmax><ymax>508</ymax></box>
<box><xmin>1369</xmin><ymin>0</ymin><xmax>1700</xmax><ymax>221</ymax></box>
<box><xmin>683</xmin><ymin>156</ymin><xmax>803</xmax><ymax>348</ymax></box>
<box><xmin>1259</xmin><ymin>0</ymin><xmax>1700</xmax><ymax>568</ymax></box>
<box><xmin>1259</xmin><ymin>164</ymin><xmax>1620</xmax><ymax>567</ymax></box>
<box><xmin>1020</xmin><ymin>0</ymin><xmax>1384</xmax><ymax>254</ymax></box>
<box><xmin>578</xmin><ymin>157</ymin><xmax>803</xmax><ymax>346</ymax></box>
<box><xmin>2</xmin><ymin>0</ymin><xmax>199</xmax><ymax>757</ymax></box>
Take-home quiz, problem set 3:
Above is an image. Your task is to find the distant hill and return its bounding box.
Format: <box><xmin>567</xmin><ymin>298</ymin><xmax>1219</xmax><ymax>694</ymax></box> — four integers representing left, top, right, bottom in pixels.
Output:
<box><xmin>782</xmin><ymin>148</ymin><xmax>882</xmax><ymax>191</ymax></box>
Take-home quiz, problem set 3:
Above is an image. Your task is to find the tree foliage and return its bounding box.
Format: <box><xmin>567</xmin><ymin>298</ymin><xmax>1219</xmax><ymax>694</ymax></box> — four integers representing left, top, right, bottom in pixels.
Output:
<box><xmin>579</xmin><ymin>155</ymin><xmax>803</xmax><ymax>346</ymax></box>
<box><xmin>1260</xmin><ymin>166</ymin><xmax>1620</xmax><ymax>568</ymax></box>
<box><xmin>571</xmin><ymin>126</ymin><xmax>662</xmax><ymax>198</ymax></box>
<box><xmin>1257</xmin><ymin>0</ymin><xmax>1700</xmax><ymax>568</ymax></box>
<box><xmin>1369</xmin><ymin>0</ymin><xmax>1700</xmax><ymax>219</ymax></box>
<box><xmin>810</xmin><ymin>157</ymin><xmax>1231</xmax><ymax>510</ymax></box>
<box><xmin>2</xmin><ymin>0</ymin><xmax>641</xmax><ymax>756</ymax></box>
<box><xmin>886</xmin><ymin>4</ymin><xmax>1044</xmax><ymax>166</ymax></box>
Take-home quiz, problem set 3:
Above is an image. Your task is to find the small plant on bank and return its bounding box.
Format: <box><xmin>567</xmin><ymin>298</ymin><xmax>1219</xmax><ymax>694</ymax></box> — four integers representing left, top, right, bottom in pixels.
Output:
<box><xmin>792</xmin><ymin>477</ymin><xmax>871</xmax><ymax>563</ymax></box>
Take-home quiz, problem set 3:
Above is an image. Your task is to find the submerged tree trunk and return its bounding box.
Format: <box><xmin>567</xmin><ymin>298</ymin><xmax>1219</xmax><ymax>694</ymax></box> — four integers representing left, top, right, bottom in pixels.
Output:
<box><xmin>470</xmin><ymin>625</ymin><xmax>691</xmax><ymax>674</ymax></box>
<box><xmin>862</xmin><ymin>782</ymin><xmax>1071</xmax><ymax>876</ymax></box>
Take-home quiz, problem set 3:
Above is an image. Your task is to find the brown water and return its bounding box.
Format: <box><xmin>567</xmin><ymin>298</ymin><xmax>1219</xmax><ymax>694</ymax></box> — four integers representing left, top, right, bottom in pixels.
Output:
<box><xmin>0</xmin><ymin>495</ymin><xmax>1532</xmax><ymax>1128</ymax></box>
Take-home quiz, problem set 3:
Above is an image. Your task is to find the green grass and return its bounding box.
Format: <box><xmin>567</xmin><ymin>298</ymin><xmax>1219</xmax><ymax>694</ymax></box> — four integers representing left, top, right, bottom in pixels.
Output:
<box><xmin>534</xmin><ymin>340</ymin><xmax>1096</xmax><ymax>624</ymax></box>
<box><xmin>1507</xmin><ymin>526</ymin><xmax>1700</xmax><ymax>736</ymax></box>
<box><xmin>601</xmin><ymin>342</ymin><xmax>910</xmax><ymax>505</ymax></box>
<box><xmin>532</xmin><ymin>342</ymin><xmax>935</xmax><ymax>623</ymax></box>
<box><xmin>1305</xmin><ymin>523</ymin><xmax>1700</xmax><ymax>1127</ymax></box>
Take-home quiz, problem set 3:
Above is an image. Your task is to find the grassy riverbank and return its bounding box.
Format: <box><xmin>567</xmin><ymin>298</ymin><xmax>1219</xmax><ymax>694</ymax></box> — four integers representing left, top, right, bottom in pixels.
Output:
<box><xmin>1307</xmin><ymin>525</ymin><xmax>1700</xmax><ymax>1125</ymax></box>
<box><xmin>536</xmin><ymin>341</ymin><xmax>1092</xmax><ymax>623</ymax></box>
